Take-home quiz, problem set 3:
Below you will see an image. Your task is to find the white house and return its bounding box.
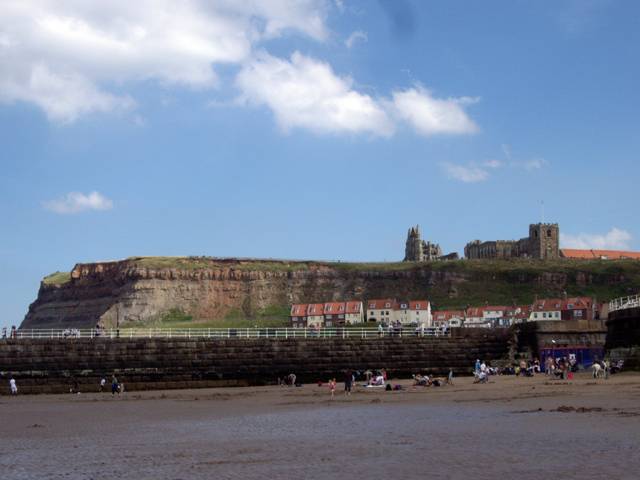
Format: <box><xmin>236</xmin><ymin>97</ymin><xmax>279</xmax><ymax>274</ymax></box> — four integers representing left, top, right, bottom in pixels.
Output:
<box><xmin>529</xmin><ymin>298</ymin><xmax>562</xmax><ymax>321</ymax></box>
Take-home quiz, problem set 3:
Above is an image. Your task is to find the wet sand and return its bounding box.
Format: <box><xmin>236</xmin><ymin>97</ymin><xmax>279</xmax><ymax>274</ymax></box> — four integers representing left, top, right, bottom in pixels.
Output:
<box><xmin>2</xmin><ymin>372</ymin><xmax>639</xmax><ymax>479</ymax></box>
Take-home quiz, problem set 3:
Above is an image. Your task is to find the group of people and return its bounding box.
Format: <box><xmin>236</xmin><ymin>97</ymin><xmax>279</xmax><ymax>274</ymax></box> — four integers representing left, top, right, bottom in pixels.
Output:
<box><xmin>412</xmin><ymin>371</ymin><xmax>452</xmax><ymax>387</ymax></box>
<box><xmin>473</xmin><ymin>359</ymin><xmax>499</xmax><ymax>383</ymax></box>
<box><xmin>1</xmin><ymin>326</ymin><xmax>17</xmax><ymax>339</ymax></box>
<box><xmin>545</xmin><ymin>356</ymin><xmax>575</xmax><ymax>379</ymax></box>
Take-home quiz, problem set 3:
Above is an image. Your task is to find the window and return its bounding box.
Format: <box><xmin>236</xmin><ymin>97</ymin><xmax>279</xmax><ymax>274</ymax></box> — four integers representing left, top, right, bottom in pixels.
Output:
<box><xmin>534</xmin><ymin>313</ymin><xmax>538</xmax><ymax>319</ymax></box>
<box><xmin>326</xmin><ymin>314</ymin><xmax>333</xmax><ymax>319</ymax></box>
<box><xmin>370</xmin><ymin>311</ymin><xmax>374</xmax><ymax>316</ymax></box>
<box><xmin>547</xmin><ymin>229</ymin><xmax>552</xmax><ymax>237</ymax></box>
<box><xmin>369</xmin><ymin>303</ymin><xmax>375</xmax><ymax>308</ymax></box>
<box><xmin>574</xmin><ymin>310</ymin><xmax>583</xmax><ymax>317</ymax></box>
<box><xmin>401</xmin><ymin>303</ymin><xmax>407</xmax><ymax>309</ymax></box>
<box><xmin>326</xmin><ymin>305</ymin><xmax>332</xmax><ymax>312</ymax></box>
<box><xmin>385</xmin><ymin>311</ymin><xmax>389</xmax><ymax>315</ymax></box>
<box><xmin>543</xmin><ymin>312</ymin><xmax>547</xmax><ymax>318</ymax></box>
<box><xmin>385</xmin><ymin>303</ymin><xmax>391</xmax><ymax>308</ymax></box>
<box><xmin>416</xmin><ymin>303</ymin><xmax>421</xmax><ymax>309</ymax></box>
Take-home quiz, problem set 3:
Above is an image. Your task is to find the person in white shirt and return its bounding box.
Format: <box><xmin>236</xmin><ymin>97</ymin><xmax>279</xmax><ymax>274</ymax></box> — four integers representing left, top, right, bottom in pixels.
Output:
<box><xmin>9</xmin><ymin>377</ymin><xmax>17</xmax><ymax>395</ymax></box>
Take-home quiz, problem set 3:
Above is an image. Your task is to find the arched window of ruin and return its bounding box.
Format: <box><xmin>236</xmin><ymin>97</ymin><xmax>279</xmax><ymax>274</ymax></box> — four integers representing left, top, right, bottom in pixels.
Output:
<box><xmin>547</xmin><ymin>229</ymin><xmax>552</xmax><ymax>237</ymax></box>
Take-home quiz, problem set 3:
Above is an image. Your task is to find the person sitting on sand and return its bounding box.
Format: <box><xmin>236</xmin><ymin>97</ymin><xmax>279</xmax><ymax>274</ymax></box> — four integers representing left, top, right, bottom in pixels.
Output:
<box><xmin>474</xmin><ymin>371</ymin><xmax>488</xmax><ymax>384</ymax></box>
<box><xmin>371</xmin><ymin>375</ymin><xmax>385</xmax><ymax>386</ymax></box>
<box><xmin>413</xmin><ymin>374</ymin><xmax>429</xmax><ymax>386</ymax></box>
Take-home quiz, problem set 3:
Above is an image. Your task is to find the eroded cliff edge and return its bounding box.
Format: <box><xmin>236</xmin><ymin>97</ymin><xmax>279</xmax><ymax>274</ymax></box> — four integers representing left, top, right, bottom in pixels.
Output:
<box><xmin>21</xmin><ymin>256</ymin><xmax>640</xmax><ymax>329</ymax></box>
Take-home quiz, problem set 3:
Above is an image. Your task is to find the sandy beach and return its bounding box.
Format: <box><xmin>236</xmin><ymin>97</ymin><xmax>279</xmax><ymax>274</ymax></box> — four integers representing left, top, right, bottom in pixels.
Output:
<box><xmin>1</xmin><ymin>372</ymin><xmax>639</xmax><ymax>479</ymax></box>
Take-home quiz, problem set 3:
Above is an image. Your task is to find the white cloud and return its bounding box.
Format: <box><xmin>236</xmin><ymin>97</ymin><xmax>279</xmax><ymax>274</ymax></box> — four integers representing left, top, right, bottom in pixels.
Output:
<box><xmin>389</xmin><ymin>85</ymin><xmax>479</xmax><ymax>136</ymax></box>
<box><xmin>522</xmin><ymin>158</ymin><xmax>548</xmax><ymax>171</ymax></box>
<box><xmin>441</xmin><ymin>162</ymin><xmax>489</xmax><ymax>183</ymax></box>
<box><xmin>0</xmin><ymin>0</ymin><xmax>328</xmax><ymax>122</ymax></box>
<box><xmin>345</xmin><ymin>30</ymin><xmax>367</xmax><ymax>48</ymax></box>
<box><xmin>561</xmin><ymin>227</ymin><xmax>632</xmax><ymax>250</ymax></box>
<box><xmin>43</xmin><ymin>191</ymin><xmax>114</xmax><ymax>214</ymax></box>
<box><xmin>483</xmin><ymin>159</ymin><xmax>502</xmax><ymax>169</ymax></box>
<box><xmin>236</xmin><ymin>51</ymin><xmax>394</xmax><ymax>136</ymax></box>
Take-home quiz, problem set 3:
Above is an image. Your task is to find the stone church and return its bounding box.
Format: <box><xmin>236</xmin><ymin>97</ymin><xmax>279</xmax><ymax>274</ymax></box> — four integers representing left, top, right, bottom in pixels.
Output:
<box><xmin>464</xmin><ymin>223</ymin><xmax>560</xmax><ymax>260</ymax></box>
<box><xmin>404</xmin><ymin>225</ymin><xmax>443</xmax><ymax>261</ymax></box>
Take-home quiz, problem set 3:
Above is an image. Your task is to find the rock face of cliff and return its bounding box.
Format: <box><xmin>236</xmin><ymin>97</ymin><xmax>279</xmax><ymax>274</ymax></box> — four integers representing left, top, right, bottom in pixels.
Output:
<box><xmin>21</xmin><ymin>256</ymin><xmax>640</xmax><ymax>329</ymax></box>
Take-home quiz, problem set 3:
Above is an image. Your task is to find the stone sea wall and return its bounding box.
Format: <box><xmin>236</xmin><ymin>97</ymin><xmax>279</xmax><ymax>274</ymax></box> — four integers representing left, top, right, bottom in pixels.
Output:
<box><xmin>0</xmin><ymin>329</ymin><xmax>512</xmax><ymax>394</ymax></box>
<box><xmin>606</xmin><ymin>307</ymin><xmax>640</xmax><ymax>369</ymax></box>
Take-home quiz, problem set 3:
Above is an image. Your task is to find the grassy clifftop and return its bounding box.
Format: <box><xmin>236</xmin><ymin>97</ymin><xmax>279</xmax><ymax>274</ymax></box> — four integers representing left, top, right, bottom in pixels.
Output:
<box><xmin>43</xmin><ymin>256</ymin><xmax>640</xmax><ymax>282</ymax></box>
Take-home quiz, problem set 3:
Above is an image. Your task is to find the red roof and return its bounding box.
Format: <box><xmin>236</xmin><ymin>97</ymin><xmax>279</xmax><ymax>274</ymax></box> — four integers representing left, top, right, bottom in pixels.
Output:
<box><xmin>466</xmin><ymin>307</ymin><xmax>484</xmax><ymax>317</ymax></box>
<box><xmin>324</xmin><ymin>302</ymin><xmax>345</xmax><ymax>314</ymax></box>
<box><xmin>562</xmin><ymin>297</ymin><xmax>592</xmax><ymax>310</ymax></box>
<box><xmin>561</xmin><ymin>249</ymin><xmax>640</xmax><ymax>260</ymax></box>
<box><xmin>290</xmin><ymin>304</ymin><xmax>307</xmax><ymax>316</ymax></box>
<box><xmin>307</xmin><ymin>303</ymin><xmax>324</xmax><ymax>315</ymax></box>
<box><xmin>367</xmin><ymin>299</ymin><xmax>397</xmax><ymax>309</ymax></box>
<box><xmin>532</xmin><ymin>299</ymin><xmax>563</xmax><ymax>311</ymax></box>
<box><xmin>345</xmin><ymin>301</ymin><xmax>362</xmax><ymax>314</ymax></box>
<box><xmin>433</xmin><ymin>310</ymin><xmax>465</xmax><ymax>321</ymax></box>
<box><xmin>408</xmin><ymin>300</ymin><xmax>430</xmax><ymax>310</ymax></box>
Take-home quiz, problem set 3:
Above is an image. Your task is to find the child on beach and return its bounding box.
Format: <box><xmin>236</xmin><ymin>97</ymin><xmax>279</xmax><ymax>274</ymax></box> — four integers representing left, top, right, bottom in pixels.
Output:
<box><xmin>9</xmin><ymin>377</ymin><xmax>17</xmax><ymax>395</ymax></box>
<box><xmin>329</xmin><ymin>378</ymin><xmax>336</xmax><ymax>399</ymax></box>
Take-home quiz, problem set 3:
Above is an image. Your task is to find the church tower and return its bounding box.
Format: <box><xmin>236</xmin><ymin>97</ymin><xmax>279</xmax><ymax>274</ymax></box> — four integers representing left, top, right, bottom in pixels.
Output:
<box><xmin>528</xmin><ymin>223</ymin><xmax>559</xmax><ymax>259</ymax></box>
<box><xmin>404</xmin><ymin>225</ymin><xmax>424</xmax><ymax>261</ymax></box>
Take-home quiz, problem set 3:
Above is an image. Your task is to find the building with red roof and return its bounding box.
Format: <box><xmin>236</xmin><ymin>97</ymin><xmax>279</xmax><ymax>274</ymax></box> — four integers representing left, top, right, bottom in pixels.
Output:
<box><xmin>290</xmin><ymin>301</ymin><xmax>364</xmax><ymax>328</ymax></box>
<box><xmin>561</xmin><ymin>249</ymin><xmax>640</xmax><ymax>260</ymax></box>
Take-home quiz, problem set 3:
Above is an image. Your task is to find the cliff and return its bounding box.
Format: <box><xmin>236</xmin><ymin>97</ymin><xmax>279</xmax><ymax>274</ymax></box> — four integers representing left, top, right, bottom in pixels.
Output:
<box><xmin>21</xmin><ymin>256</ymin><xmax>640</xmax><ymax>329</ymax></box>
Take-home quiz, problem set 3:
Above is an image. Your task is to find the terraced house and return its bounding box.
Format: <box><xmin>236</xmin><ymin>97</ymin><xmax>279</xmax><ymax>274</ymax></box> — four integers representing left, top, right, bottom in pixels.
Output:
<box><xmin>289</xmin><ymin>301</ymin><xmax>363</xmax><ymax>328</ymax></box>
<box><xmin>366</xmin><ymin>299</ymin><xmax>432</xmax><ymax>327</ymax></box>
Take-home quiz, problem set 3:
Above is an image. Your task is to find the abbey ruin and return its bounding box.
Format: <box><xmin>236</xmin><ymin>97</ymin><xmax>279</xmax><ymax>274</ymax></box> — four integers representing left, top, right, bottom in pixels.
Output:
<box><xmin>464</xmin><ymin>223</ymin><xmax>560</xmax><ymax>260</ymax></box>
<box><xmin>403</xmin><ymin>223</ymin><xmax>560</xmax><ymax>261</ymax></box>
<box><xmin>404</xmin><ymin>225</ymin><xmax>443</xmax><ymax>261</ymax></box>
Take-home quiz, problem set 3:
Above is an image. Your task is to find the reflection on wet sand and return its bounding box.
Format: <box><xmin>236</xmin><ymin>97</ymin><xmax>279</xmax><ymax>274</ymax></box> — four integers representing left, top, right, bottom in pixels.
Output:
<box><xmin>2</xmin><ymin>373</ymin><xmax>639</xmax><ymax>480</ymax></box>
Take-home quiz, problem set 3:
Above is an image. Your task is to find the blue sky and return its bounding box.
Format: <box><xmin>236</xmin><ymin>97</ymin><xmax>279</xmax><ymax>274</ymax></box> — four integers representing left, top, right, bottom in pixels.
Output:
<box><xmin>1</xmin><ymin>0</ymin><xmax>639</xmax><ymax>328</ymax></box>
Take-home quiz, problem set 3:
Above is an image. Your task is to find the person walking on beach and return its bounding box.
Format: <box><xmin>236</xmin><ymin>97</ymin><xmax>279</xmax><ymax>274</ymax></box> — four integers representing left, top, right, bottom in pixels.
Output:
<box><xmin>99</xmin><ymin>377</ymin><xmax>106</xmax><ymax>392</ymax></box>
<box><xmin>329</xmin><ymin>378</ymin><xmax>336</xmax><ymax>399</ymax></box>
<box><xmin>344</xmin><ymin>369</ymin><xmax>353</xmax><ymax>396</ymax></box>
<box><xmin>111</xmin><ymin>374</ymin><xmax>119</xmax><ymax>395</ymax></box>
<box><xmin>9</xmin><ymin>376</ymin><xmax>18</xmax><ymax>395</ymax></box>
<box><xmin>474</xmin><ymin>359</ymin><xmax>481</xmax><ymax>375</ymax></box>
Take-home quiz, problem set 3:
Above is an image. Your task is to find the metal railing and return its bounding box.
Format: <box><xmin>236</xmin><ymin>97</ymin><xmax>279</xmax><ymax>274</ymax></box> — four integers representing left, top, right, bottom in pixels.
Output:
<box><xmin>9</xmin><ymin>327</ymin><xmax>451</xmax><ymax>340</ymax></box>
<box><xmin>608</xmin><ymin>294</ymin><xmax>640</xmax><ymax>313</ymax></box>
